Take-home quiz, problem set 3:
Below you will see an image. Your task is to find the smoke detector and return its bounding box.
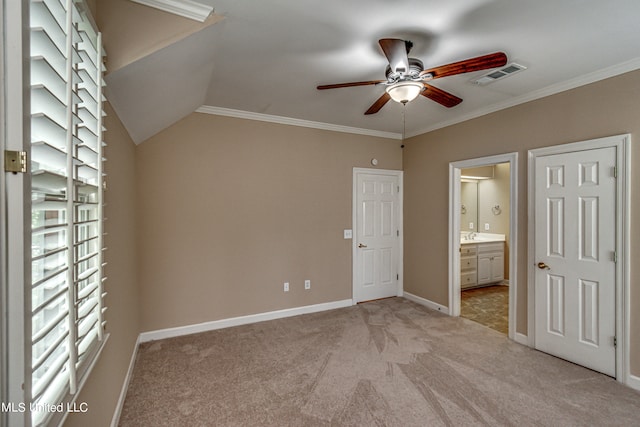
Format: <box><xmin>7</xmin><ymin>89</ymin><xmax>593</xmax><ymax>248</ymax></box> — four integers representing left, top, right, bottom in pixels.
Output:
<box><xmin>472</xmin><ymin>63</ymin><xmax>527</xmax><ymax>85</ymax></box>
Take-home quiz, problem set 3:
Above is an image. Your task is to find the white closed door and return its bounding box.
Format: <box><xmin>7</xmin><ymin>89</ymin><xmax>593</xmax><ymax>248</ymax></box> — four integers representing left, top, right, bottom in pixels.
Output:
<box><xmin>354</xmin><ymin>171</ymin><xmax>401</xmax><ymax>303</ymax></box>
<box><xmin>534</xmin><ymin>146</ymin><xmax>616</xmax><ymax>376</ymax></box>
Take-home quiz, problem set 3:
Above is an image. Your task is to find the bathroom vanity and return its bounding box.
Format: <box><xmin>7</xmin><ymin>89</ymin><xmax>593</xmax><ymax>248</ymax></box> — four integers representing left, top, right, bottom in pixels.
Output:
<box><xmin>460</xmin><ymin>234</ymin><xmax>505</xmax><ymax>289</ymax></box>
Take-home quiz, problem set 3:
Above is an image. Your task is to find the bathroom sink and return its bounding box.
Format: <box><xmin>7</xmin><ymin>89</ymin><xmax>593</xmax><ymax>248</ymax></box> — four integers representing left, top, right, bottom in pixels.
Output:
<box><xmin>460</xmin><ymin>233</ymin><xmax>506</xmax><ymax>244</ymax></box>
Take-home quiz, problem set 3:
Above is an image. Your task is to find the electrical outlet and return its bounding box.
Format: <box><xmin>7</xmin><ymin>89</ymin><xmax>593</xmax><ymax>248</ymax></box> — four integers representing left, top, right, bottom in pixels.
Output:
<box><xmin>484</xmin><ymin>223</ymin><xmax>490</xmax><ymax>231</ymax></box>
<box><xmin>469</xmin><ymin>222</ymin><xmax>474</xmax><ymax>230</ymax></box>
<box><xmin>284</xmin><ymin>282</ymin><xmax>289</xmax><ymax>292</ymax></box>
<box><xmin>304</xmin><ymin>280</ymin><xmax>311</xmax><ymax>290</ymax></box>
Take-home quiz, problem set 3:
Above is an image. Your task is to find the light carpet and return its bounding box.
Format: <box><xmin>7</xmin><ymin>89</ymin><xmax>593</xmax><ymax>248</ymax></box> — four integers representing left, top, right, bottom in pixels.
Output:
<box><xmin>119</xmin><ymin>297</ymin><xmax>640</xmax><ymax>426</ymax></box>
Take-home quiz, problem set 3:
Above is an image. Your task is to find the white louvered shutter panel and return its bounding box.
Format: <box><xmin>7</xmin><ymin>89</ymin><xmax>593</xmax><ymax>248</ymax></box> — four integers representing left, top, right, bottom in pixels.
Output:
<box><xmin>29</xmin><ymin>0</ymin><xmax>106</xmax><ymax>425</ymax></box>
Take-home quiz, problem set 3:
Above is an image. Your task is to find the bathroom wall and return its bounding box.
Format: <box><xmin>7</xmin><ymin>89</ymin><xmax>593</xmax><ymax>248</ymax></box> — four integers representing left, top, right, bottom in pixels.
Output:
<box><xmin>477</xmin><ymin>163</ymin><xmax>510</xmax><ymax>238</ymax></box>
<box><xmin>477</xmin><ymin>163</ymin><xmax>510</xmax><ymax>280</ymax></box>
<box><xmin>460</xmin><ymin>181</ymin><xmax>478</xmax><ymax>232</ymax></box>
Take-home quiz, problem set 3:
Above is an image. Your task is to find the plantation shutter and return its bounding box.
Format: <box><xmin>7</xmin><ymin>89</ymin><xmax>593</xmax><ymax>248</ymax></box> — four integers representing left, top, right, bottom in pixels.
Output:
<box><xmin>29</xmin><ymin>0</ymin><xmax>106</xmax><ymax>424</ymax></box>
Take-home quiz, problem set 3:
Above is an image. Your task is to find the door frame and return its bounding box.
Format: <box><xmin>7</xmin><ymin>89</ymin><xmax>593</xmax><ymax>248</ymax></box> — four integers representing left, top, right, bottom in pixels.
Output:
<box><xmin>448</xmin><ymin>153</ymin><xmax>519</xmax><ymax>341</ymax></box>
<box><xmin>352</xmin><ymin>168</ymin><xmax>403</xmax><ymax>304</ymax></box>
<box><xmin>527</xmin><ymin>134</ymin><xmax>631</xmax><ymax>384</ymax></box>
<box><xmin>2</xmin><ymin>0</ymin><xmax>30</xmax><ymax>424</ymax></box>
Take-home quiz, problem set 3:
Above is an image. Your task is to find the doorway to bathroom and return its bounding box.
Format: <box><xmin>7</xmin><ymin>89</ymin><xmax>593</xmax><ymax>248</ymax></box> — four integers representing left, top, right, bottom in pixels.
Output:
<box><xmin>448</xmin><ymin>153</ymin><xmax>519</xmax><ymax>341</ymax></box>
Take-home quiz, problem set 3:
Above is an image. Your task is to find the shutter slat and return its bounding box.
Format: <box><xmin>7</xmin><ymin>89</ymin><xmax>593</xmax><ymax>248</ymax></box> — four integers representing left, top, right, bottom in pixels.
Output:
<box><xmin>32</xmin><ymin>310</ymin><xmax>68</xmax><ymax>345</ymax></box>
<box><xmin>31</xmin><ymin>28</ymin><xmax>66</xmax><ymax>76</ymax></box>
<box><xmin>32</xmin><ymin>329</ymin><xmax>69</xmax><ymax>373</ymax></box>
<box><xmin>30</xmin><ymin>1</ymin><xmax>67</xmax><ymax>54</ymax></box>
<box><xmin>31</xmin><ymin>285</ymin><xmax>67</xmax><ymax>317</ymax></box>
<box><xmin>31</xmin><ymin>266</ymin><xmax>68</xmax><ymax>290</ymax></box>
<box><xmin>32</xmin><ymin>113</ymin><xmax>68</xmax><ymax>150</ymax></box>
<box><xmin>76</xmin><ymin>313</ymin><xmax>98</xmax><ymax>346</ymax></box>
<box><xmin>31</xmin><ymin>84</ymin><xmax>68</xmax><ymax>128</ymax></box>
<box><xmin>32</xmin><ymin>351</ymin><xmax>69</xmax><ymax>400</ymax></box>
<box><xmin>77</xmin><ymin>281</ymin><xmax>99</xmax><ymax>302</ymax></box>
<box><xmin>76</xmin><ymin>299</ymin><xmax>98</xmax><ymax>323</ymax></box>
<box><xmin>32</xmin><ymin>140</ymin><xmax>68</xmax><ymax>171</ymax></box>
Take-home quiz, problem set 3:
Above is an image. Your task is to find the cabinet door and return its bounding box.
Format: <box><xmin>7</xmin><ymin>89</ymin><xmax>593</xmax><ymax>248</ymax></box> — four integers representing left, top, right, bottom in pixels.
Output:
<box><xmin>491</xmin><ymin>254</ymin><xmax>504</xmax><ymax>282</ymax></box>
<box><xmin>477</xmin><ymin>256</ymin><xmax>491</xmax><ymax>284</ymax></box>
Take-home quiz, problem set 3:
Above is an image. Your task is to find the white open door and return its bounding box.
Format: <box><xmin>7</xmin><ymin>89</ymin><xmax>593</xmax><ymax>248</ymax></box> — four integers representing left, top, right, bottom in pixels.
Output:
<box><xmin>533</xmin><ymin>145</ymin><xmax>617</xmax><ymax>376</ymax></box>
<box><xmin>353</xmin><ymin>168</ymin><xmax>402</xmax><ymax>303</ymax></box>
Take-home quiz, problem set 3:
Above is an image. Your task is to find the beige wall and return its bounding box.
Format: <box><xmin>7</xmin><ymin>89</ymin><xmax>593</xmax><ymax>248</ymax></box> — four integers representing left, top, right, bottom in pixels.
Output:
<box><xmin>64</xmin><ymin>104</ymin><xmax>140</xmax><ymax>426</ymax></box>
<box><xmin>136</xmin><ymin>113</ymin><xmax>402</xmax><ymax>332</ymax></box>
<box><xmin>403</xmin><ymin>69</ymin><xmax>640</xmax><ymax>375</ymax></box>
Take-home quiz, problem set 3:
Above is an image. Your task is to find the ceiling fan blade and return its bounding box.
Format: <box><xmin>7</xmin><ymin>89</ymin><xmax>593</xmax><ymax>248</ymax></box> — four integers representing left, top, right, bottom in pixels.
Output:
<box><xmin>420</xmin><ymin>52</ymin><xmax>508</xmax><ymax>79</ymax></box>
<box><xmin>421</xmin><ymin>83</ymin><xmax>462</xmax><ymax>108</ymax></box>
<box><xmin>364</xmin><ymin>92</ymin><xmax>391</xmax><ymax>115</ymax></box>
<box><xmin>379</xmin><ymin>38</ymin><xmax>410</xmax><ymax>74</ymax></box>
<box><xmin>317</xmin><ymin>80</ymin><xmax>385</xmax><ymax>90</ymax></box>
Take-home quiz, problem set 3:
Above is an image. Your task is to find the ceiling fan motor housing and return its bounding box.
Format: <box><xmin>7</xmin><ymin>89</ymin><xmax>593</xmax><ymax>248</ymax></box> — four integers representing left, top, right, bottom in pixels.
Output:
<box><xmin>386</xmin><ymin>58</ymin><xmax>424</xmax><ymax>81</ymax></box>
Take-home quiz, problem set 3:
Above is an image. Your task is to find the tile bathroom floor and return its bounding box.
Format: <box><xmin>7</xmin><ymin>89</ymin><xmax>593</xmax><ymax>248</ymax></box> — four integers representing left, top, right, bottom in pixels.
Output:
<box><xmin>460</xmin><ymin>284</ymin><xmax>509</xmax><ymax>334</ymax></box>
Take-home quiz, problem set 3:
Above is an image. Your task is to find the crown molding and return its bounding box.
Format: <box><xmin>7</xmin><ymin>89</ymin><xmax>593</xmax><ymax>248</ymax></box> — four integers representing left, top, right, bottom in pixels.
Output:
<box><xmin>407</xmin><ymin>57</ymin><xmax>640</xmax><ymax>138</ymax></box>
<box><xmin>130</xmin><ymin>0</ymin><xmax>214</xmax><ymax>22</ymax></box>
<box><xmin>198</xmin><ymin>58</ymin><xmax>640</xmax><ymax>140</ymax></box>
<box><xmin>196</xmin><ymin>106</ymin><xmax>402</xmax><ymax>140</ymax></box>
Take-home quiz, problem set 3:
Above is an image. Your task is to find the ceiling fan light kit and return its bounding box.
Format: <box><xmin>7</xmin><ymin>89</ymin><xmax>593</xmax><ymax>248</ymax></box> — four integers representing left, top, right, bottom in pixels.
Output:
<box><xmin>386</xmin><ymin>81</ymin><xmax>424</xmax><ymax>104</ymax></box>
<box><xmin>317</xmin><ymin>38</ymin><xmax>508</xmax><ymax>115</ymax></box>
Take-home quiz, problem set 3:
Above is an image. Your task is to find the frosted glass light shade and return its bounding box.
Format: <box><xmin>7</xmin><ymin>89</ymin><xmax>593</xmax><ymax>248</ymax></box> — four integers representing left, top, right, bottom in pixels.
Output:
<box><xmin>385</xmin><ymin>81</ymin><xmax>424</xmax><ymax>103</ymax></box>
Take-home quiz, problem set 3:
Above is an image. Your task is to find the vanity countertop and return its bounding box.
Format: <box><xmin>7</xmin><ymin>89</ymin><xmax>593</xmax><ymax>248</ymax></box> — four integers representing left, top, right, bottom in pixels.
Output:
<box><xmin>460</xmin><ymin>233</ymin><xmax>506</xmax><ymax>245</ymax></box>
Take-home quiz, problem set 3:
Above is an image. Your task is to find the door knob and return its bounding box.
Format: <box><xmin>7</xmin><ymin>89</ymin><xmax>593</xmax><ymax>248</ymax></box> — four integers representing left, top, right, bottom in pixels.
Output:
<box><xmin>358</xmin><ymin>243</ymin><xmax>367</xmax><ymax>248</ymax></box>
<box><xmin>537</xmin><ymin>262</ymin><xmax>550</xmax><ymax>270</ymax></box>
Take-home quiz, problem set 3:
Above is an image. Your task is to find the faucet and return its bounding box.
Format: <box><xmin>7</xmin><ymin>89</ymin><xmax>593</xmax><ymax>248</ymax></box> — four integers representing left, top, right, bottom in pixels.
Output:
<box><xmin>466</xmin><ymin>231</ymin><xmax>476</xmax><ymax>240</ymax></box>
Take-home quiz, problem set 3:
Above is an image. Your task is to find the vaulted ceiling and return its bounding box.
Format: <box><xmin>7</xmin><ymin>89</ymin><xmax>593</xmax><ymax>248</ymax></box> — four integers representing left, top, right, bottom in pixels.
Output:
<box><xmin>101</xmin><ymin>0</ymin><xmax>640</xmax><ymax>144</ymax></box>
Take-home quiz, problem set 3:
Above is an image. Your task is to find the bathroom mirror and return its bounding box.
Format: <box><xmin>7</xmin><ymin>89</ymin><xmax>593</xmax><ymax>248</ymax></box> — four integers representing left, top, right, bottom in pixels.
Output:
<box><xmin>460</xmin><ymin>180</ymin><xmax>478</xmax><ymax>232</ymax></box>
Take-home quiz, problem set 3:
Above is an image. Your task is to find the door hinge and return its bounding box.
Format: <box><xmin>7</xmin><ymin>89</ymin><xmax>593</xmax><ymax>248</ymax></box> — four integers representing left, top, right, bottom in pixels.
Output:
<box><xmin>613</xmin><ymin>336</ymin><xmax>617</xmax><ymax>348</ymax></box>
<box><xmin>4</xmin><ymin>150</ymin><xmax>27</xmax><ymax>173</ymax></box>
<box><xmin>613</xmin><ymin>251</ymin><xmax>618</xmax><ymax>263</ymax></box>
<box><xmin>397</xmin><ymin>274</ymin><xmax>399</xmax><ymax>280</ymax></box>
<box><xmin>613</xmin><ymin>166</ymin><xmax>617</xmax><ymax>178</ymax></box>
<box><xmin>397</xmin><ymin>230</ymin><xmax>399</xmax><ymax>237</ymax></box>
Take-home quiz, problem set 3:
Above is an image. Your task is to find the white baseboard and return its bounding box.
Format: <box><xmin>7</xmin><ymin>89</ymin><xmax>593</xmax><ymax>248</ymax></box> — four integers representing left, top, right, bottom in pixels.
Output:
<box><xmin>626</xmin><ymin>373</ymin><xmax>640</xmax><ymax>392</ymax></box>
<box><xmin>139</xmin><ymin>299</ymin><xmax>354</xmax><ymax>343</ymax></box>
<box><xmin>514</xmin><ymin>332</ymin><xmax>529</xmax><ymax>346</ymax></box>
<box><xmin>402</xmin><ymin>292</ymin><xmax>450</xmax><ymax>315</ymax></box>
<box><xmin>110</xmin><ymin>335</ymin><xmax>141</xmax><ymax>427</ymax></box>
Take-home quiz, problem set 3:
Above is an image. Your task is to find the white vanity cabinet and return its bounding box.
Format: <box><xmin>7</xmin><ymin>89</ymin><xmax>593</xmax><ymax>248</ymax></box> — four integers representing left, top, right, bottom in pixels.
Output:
<box><xmin>477</xmin><ymin>242</ymin><xmax>504</xmax><ymax>285</ymax></box>
<box><xmin>460</xmin><ymin>240</ymin><xmax>505</xmax><ymax>289</ymax></box>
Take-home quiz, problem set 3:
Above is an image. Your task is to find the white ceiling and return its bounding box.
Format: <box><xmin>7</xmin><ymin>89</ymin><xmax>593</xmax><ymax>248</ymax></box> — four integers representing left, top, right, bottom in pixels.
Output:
<box><xmin>106</xmin><ymin>0</ymin><xmax>640</xmax><ymax>143</ymax></box>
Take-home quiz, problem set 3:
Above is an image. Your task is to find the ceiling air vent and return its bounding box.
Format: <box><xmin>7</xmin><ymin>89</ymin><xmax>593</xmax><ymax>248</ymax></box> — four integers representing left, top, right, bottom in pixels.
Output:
<box><xmin>472</xmin><ymin>63</ymin><xmax>527</xmax><ymax>85</ymax></box>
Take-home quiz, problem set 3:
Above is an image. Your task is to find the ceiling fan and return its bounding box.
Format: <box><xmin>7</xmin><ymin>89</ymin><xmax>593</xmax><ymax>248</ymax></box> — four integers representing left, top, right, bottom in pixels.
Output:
<box><xmin>317</xmin><ymin>38</ymin><xmax>508</xmax><ymax>115</ymax></box>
